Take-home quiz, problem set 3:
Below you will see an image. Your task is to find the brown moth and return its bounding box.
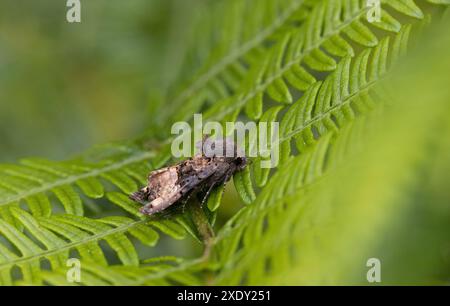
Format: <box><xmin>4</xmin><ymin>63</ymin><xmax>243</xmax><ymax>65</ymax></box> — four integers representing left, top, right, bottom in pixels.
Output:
<box><xmin>130</xmin><ymin>138</ymin><xmax>247</xmax><ymax>215</ymax></box>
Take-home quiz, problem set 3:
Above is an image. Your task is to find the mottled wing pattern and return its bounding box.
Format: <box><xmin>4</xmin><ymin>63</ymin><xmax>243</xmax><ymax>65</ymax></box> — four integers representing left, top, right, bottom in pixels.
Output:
<box><xmin>145</xmin><ymin>167</ymin><xmax>179</xmax><ymax>202</ymax></box>
<box><xmin>135</xmin><ymin>157</ymin><xmax>232</xmax><ymax>215</ymax></box>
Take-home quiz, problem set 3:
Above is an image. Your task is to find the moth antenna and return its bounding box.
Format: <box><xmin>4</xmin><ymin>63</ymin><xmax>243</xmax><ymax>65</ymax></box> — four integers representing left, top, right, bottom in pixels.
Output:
<box><xmin>180</xmin><ymin>191</ymin><xmax>194</xmax><ymax>214</ymax></box>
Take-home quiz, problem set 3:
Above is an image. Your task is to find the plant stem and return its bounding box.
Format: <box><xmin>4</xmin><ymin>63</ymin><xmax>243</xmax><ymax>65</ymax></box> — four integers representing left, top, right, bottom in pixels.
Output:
<box><xmin>189</xmin><ymin>202</ymin><xmax>215</xmax><ymax>260</ymax></box>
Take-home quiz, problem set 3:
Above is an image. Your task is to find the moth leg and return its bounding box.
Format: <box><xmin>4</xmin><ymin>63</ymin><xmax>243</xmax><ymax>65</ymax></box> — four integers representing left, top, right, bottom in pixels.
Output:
<box><xmin>221</xmin><ymin>170</ymin><xmax>233</xmax><ymax>189</ymax></box>
<box><xmin>180</xmin><ymin>190</ymin><xmax>194</xmax><ymax>214</ymax></box>
<box><xmin>199</xmin><ymin>182</ymin><xmax>217</xmax><ymax>208</ymax></box>
<box><xmin>214</xmin><ymin>170</ymin><xmax>233</xmax><ymax>202</ymax></box>
<box><xmin>199</xmin><ymin>169</ymin><xmax>234</xmax><ymax>208</ymax></box>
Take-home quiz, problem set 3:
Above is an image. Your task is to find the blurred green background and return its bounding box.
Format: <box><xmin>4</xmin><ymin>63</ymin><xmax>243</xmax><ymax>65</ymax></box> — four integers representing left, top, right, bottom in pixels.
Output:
<box><xmin>0</xmin><ymin>0</ymin><xmax>205</xmax><ymax>162</ymax></box>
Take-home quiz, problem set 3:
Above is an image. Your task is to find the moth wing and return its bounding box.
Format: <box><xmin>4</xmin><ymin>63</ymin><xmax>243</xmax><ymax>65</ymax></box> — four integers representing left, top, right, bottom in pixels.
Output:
<box><xmin>147</xmin><ymin>166</ymin><xmax>173</xmax><ymax>182</ymax></box>
<box><xmin>141</xmin><ymin>177</ymin><xmax>201</xmax><ymax>215</ymax></box>
<box><xmin>183</xmin><ymin>157</ymin><xmax>229</xmax><ymax>179</ymax></box>
<box><xmin>141</xmin><ymin>161</ymin><xmax>221</xmax><ymax>214</ymax></box>
<box><xmin>140</xmin><ymin>157</ymin><xmax>233</xmax><ymax>215</ymax></box>
<box><xmin>146</xmin><ymin>158</ymin><xmax>190</xmax><ymax>182</ymax></box>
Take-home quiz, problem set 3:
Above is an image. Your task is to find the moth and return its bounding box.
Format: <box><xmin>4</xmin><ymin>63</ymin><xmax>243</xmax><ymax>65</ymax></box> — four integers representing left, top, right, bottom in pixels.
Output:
<box><xmin>130</xmin><ymin>138</ymin><xmax>247</xmax><ymax>215</ymax></box>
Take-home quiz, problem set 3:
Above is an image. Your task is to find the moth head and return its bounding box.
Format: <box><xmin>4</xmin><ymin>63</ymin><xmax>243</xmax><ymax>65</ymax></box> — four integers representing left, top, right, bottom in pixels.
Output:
<box><xmin>234</xmin><ymin>156</ymin><xmax>247</xmax><ymax>170</ymax></box>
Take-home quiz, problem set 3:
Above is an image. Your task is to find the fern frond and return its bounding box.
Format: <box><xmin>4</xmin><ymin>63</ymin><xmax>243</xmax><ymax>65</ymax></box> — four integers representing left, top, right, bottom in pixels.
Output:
<box><xmin>210</xmin><ymin>13</ymin><xmax>450</xmax><ymax>284</ymax></box>
<box><xmin>0</xmin><ymin>149</ymin><xmax>151</xmax><ymax>216</ymax></box>
<box><xmin>0</xmin><ymin>205</ymin><xmax>191</xmax><ymax>285</ymax></box>
<box><xmin>163</xmin><ymin>0</ymin><xmax>310</xmax><ymax>125</ymax></box>
<box><xmin>199</xmin><ymin>0</ymin><xmax>447</xmax><ymax>205</ymax></box>
<box><xmin>205</xmin><ymin>0</ymin><xmax>427</xmax><ymax>122</ymax></box>
<box><xmin>213</xmin><ymin>130</ymin><xmax>340</xmax><ymax>284</ymax></box>
<box><xmin>0</xmin><ymin>142</ymin><xmax>202</xmax><ymax>284</ymax></box>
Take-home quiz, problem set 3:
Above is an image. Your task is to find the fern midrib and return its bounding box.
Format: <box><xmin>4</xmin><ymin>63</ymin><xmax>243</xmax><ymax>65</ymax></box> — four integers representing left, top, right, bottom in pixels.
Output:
<box><xmin>281</xmin><ymin>78</ymin><xmax>379</xmax><ymax>143</ymax></box>
<box><xmin>168</xmin><ymin>0</ymin><xmax>305</xmax><ymax>110</ymax></box>
<box><xmin>0</xmin><ymin>218</ymin><xmax>148</xmax><ymax>270</ymax></box>
<box><xmin>0</xmin><ymin>151</ymin><xmax>155</xmax><ymax>207</ymax></box>
<box><xmin>207</xmin><ymin>7</ymin><xmax>370</xmax><ymax>122</ymax></box>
